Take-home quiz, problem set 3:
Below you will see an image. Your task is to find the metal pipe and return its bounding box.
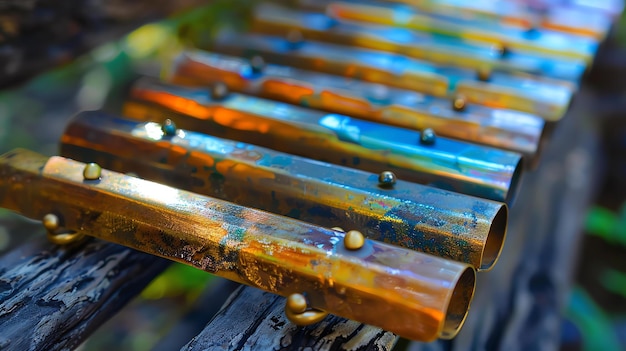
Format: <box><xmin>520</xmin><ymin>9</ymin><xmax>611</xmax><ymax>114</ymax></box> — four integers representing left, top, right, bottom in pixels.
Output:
<box><xmin>171</xmin><ymin>50</ymin><xmax>546</xmax><ymax>164</ymax></box>
<box><xmin>204</xmin><ymin>31</ymin><xmax>576</xmax><ymax>121</ymax></box>
<box><xmin>249</xmin><ymin>3</ymin><xmax>586</xmax><ymax>81</ymax></box>
<box><xmin>61</xmin><ymin>111</ymin><xmax>508</xmax><ymax>270</ymax></box>
<box><xmin>0</xmin><ymin>148</ymin><xmax>475</xmax><ymax>342</ymax></box>
<box><xmin>124</xmin><ymin>78</ymin><xmax>523</xmax><ymax>204</ymax></box>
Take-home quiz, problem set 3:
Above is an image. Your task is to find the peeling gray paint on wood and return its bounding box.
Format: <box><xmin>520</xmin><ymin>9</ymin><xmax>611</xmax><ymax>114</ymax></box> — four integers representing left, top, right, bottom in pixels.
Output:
<box><xmin>0</xmin><ymin>235</ymin><xmax>168</xmax><ymax>351</ymax></box>
<box><xmin>182</xmin><ymin>285</ymin><xmax>398</xmax><ymax>351</ymax></box>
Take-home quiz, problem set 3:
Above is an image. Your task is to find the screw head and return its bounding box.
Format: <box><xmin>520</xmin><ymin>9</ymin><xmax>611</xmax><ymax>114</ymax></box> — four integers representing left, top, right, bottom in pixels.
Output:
<box><xmin>286</xmin><ymin>293</ymin><xmax>308</xmax><ymax>314</ymax></box>
<box><xmin>43</xmin><ymin>213</ymin><xmax>60</xmax><ymax>232</ymax></box>
<box><xmin>378</xmin><ymin>171</ymin><xmax>397</xmax><ymax>187</ymax></box>
<box><xmin>210</xmin><ymin>81</ymin><xmax>229</xmax><ymax>100</ymax></box>
<box><xmin>420</xmin><ymin>128</ymin><xmax>436</xmax><ymax>145</ymax></box>
<box><xmin>452</xmin><ymin>95</ymin><xmax>467</xmax><ymax>112</ymax></box>
<box><xmin>161</xmin><ymin>119</ymin><xmax>177</xmax><ymax>136</ymax></box>
<box><xmin>249</xmin><ymin>55</ymin><xmax>266</xmax><ymax>74</ymax></box>
<box><xmin>83</xmin><ymin>163</ymin><xmax>102</xmax><ymax>180</ymax></box>
<box><xmin>332</xmin><ymin>227</ymin><xmax>345</xmax><ymax>232</ymax></box>
<box><xmin>344</xmin><ymin>230</ymin><xmax>365</xmax><ymax>250</ymax></box>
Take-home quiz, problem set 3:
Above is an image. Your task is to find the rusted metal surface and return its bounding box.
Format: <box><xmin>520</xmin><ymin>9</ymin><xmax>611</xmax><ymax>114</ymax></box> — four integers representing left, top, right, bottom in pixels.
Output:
<box><xmin>124</xmin><ymin>78</ymin><xmax>524</xmax><ymax>203</ymax></box>
<box><xmin>0</xmin><ymin>149</ymin><xmax>476</xmax><ymax>342</ymax></box>
<box><xmin>203</xmin><ymin>31</ymin><xmax>576</xmax><ymax>121</ymax></box>
<box><xmin>170</xmin><ymin>51</ymin><xmax>546</xmax><ymax>163</ymax></box>
<box><xmin>61</xmin><ymin>111</ymin><xmax>508</xmax><ymax>269</ymax></box>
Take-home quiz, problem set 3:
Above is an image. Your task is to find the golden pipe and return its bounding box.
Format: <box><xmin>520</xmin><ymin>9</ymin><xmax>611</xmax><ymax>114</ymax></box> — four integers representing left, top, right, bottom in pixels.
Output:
<box><xmin>0</xmin><ymin>149</ymin><xmax>475</xmax><ymax>342</ymax></box>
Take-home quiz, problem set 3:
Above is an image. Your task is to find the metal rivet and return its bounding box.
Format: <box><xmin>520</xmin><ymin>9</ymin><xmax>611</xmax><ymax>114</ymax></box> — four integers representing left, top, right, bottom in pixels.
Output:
<box><xmin>249</xmin><ymin>55</ymin><xmax>266</xmax><ymax>74</ymax></box>
<box><xmin>477</xmin><ymin>65</ymin><xmax>491</xmax><ymax>82</ymax></box>
<box><xmin>491</xmin><ymin>43</ymin><xmax>508</xmax><ymax>58</ymax></box>
<box><xmin>378</xmin><ymin>171</ymin><xmax>396</xmax><ymax>187</ymax></box>
<box><xmin>332</xmin><ymin>227</ymin><xmax>345</xmax><ymax>232</ymax></box>
<box><xmin>285</xmin><ymin>293</ymin><xmax>329</xmax><ymax>326</ymax></box>
<box><xmin>286</xmin><ymin>29</ymin><xmax>304</xmax><ymax>50</ymax></box>
<box><xmin>420</xmin><ymin>128</ymin><xmax>436</xmax><ymax>145</ymax></box>
<box><xmin>452</xmin><ymin>95</ymin><xmax>466</xmax><ymax>112</ymax></box>
<box><xmin>286</xmin><ymin>293</ymin><xmax>308</xmax><ymax>314</ymax></box>
<box><xmin>210</xmin><ymin>81</ymin><xmax>229</xmax><ymax>100</ymax></box>
<box><xmin>344</xmin><ymin>230</ymin><xmax>365</xmax><ymax>250</ymax></box>
<box><xmin>43</xmin><ymin>213</ymin><xmax>59</xmax><ymax>232</ymax></box>
<box><xmin>83</xmin><ymin>163</ymin><xmax>102</xmax><ymax>180</ymax></box>
<box><xmin>161</xmin><ymin>119</ymin><xmax>177</xmax><ymax>136</ymax></box>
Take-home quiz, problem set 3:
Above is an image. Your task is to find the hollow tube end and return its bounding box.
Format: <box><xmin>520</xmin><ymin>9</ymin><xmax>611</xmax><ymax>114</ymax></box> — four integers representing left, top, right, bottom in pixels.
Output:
<box><xmin>479</xmin><ymin>204</ymin><xmax>509</xmax><ymax>271</ymax></box>
<box><xmin>440</xmin><ymin>267</ymin><xmax>476</xmax><ymax>339</ymax></box>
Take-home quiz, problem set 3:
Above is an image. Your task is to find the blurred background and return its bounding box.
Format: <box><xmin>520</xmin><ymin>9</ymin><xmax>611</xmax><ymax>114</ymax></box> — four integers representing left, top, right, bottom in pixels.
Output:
<box><xmin>0</xmin><ymin>1</ymin><xmax>625</xmax><ymax>350</ymax></box>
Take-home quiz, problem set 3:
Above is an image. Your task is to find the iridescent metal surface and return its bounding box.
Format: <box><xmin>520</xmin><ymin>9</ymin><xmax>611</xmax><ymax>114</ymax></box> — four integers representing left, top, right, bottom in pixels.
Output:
<box><xmin>205</xmin><ymin>31</ymin><xmax>575</xmax><ymax>121</ymax></box>
<box><xmin>124</xmin><ymin>78</ymin><xmax>524</xmax><ymax>203</ymax></box>
<box><xmin>299</xmin><ymin>0</ymin><xmax>617</xmax><ymax>39</ymax></box>
<box><xmin>251</xmin><ymin>3</ymin><xmax>587</xmax><ymax>81</ymax></box>
<box><xmin>61</xmin><ymin>111</ymin><xmax>508</xmax><ymax>269</ymax></box>
<box><xmin>171</xmin><ymin>51</ymin><xmax>545</xmax><ymax>162</ymax></box>
<box><xmin>0</xmin><ymin>148</ymin><xmax>476</xmax><ymax>342</ymax></box>
<box><xmin>321</xmin><ymin>1</ymin><xmax>599</xmax><ymax>62</ymax></box>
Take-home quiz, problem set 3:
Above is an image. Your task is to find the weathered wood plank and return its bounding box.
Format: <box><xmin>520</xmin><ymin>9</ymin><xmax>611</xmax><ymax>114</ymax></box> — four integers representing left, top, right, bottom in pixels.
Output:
<box><xmin>0</xmin><ymin>235</ymin><xmax>169</xmax><ymax>351</ymax></box>
<box><xmin>182</xmin><ymin>285</ymin><xmax>398</xmax><ymax>351</ymax></box>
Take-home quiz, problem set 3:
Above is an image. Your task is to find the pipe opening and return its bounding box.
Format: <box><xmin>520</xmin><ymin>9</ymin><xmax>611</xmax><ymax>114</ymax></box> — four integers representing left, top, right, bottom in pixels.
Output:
<box><xmin>480</xmin><ymin>204</ymin><xmax>508</xmax><ymax>270</ymax></box>
<box><xmin>440</xmin><ymin>267</ymin><xmax>476</xmax><ymax>339</ymax></box>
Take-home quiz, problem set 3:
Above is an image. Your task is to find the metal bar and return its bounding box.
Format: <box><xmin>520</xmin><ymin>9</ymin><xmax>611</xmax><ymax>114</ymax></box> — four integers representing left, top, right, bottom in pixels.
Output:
<box><xmin>61</xmin><ymin>111</ymin><xmax>508</xmax><ymax>270</ymax></box>
<box><xmin>205</xmin><ymin>31</ymin><xmax>576</xmax><ymax>121</ymax></box>
<box><xmin>171</xmin><ymin>50</ymin><xmax>546</xmax><ymax>163</ymax></box>
<box><xmin>250</xmin><ymin>3</ymin><xmax>587</xmax><ymax>81</ymax></box>
<box><xmin>321</xmin><ymin>1</ymin><xmax>599</xmax><ymax>61</ymax></box>
<box><xmin>0</xmin><ymin>148</ymin><xmax>475</xmax><ymax>342</ymax></box>
<box><xmin>124</xmin><ymin>78</ymin><xmax>524</xmax><ymax>203</ymax></box>
<box><xmin>297</xmin><ymin>0</ymin><xmax>615</xmax><ymax>39</ymax></box>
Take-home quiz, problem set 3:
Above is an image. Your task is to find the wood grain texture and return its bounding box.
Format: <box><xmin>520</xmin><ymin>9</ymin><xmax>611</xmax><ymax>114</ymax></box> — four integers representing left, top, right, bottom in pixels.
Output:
<box><xmin>0</xmin><ymin>235</ymin><xmax>169</xmax><ymax>351</ymax></box>
<box><xmin>182</xmin><ymin>285</ymin><xmax>398</xmax><ymax>351</ymax></box>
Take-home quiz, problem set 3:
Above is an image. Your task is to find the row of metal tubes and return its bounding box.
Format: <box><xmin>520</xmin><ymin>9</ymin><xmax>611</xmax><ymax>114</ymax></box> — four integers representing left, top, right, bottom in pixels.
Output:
<box><xmin>170</xmin><ymin>50</ymin><xmax>546</xmax><ymax>164</ymax></box>
<box><xmin>124</xmin><ymin>77</ymin><xmax>523</xmax><ymax>204</ymax></box>
<box><xmin>204</xmin><ymin>31</ymin><xmax>574</xmax><ymax>122</ymax></box>
<box><xmin>60</xmin><ymin>110</ymin><xmax>507</xmax><ymax>271</ymax></box>
<box><xmin>250</xmin><ymin>2</ymin><xmax>587</xmax><ymax>82</ymax></box>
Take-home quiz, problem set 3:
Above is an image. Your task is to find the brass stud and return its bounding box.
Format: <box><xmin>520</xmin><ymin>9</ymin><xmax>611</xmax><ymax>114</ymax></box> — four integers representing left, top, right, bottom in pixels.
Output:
<box><xmin>210</xmin><ymin>81</ymin><xmax>229</xmax><ymax>101</ymax></box>
<box><xmin>378</xmin><ymin>171</ymin><xmax>397</xmax><ymax>187</ymax></box>
<box><xmin>344</xmin><ymin>230</ymin><xmax>365</xmax><ymax>250</ymax></box>
<box><xmin>43</xmin><ymin>213</ymin><xmax>59</xmax><ymax>232</ymax></box>
<box><xmin>477</xmin><ymin>65</ymin><xmax>491</xmax><ymax>82</ymax></box>
<box><xmin>286</xmin><ymin>293</ymin><xmax>308</xmax><ymax>314</ymax></box>
<box><xmin>249</xmin><ymin>55</ymin><xmax>266</xmax><ymax>74</ymax></box>
<box><xmin>285</xmin><ymin>293</ymin><xmax>329</xmax><ymax>326</ymax></box>
<box><xmin>286</xmin><ymin>29</ymin><xmax>304</xmax><ymax>50</ymax></box>
<box><xmin>420</xmin><ymin>128</ymin><xmax>436</xmax><ymax>145</ymax></box>
<box><xmin>43</xmin><ymin>213</ymin><xmax>85</xmax><ymax>245</ymax></box>
<box><xmin>161</xmin><ymin>119</ymin><xmax>177</xmax><ymax>136</ymax></box>
<box><xmin>490</xmin><ymin>43</ymin><xmax>508</xmax><ymax>58</ymax></box>
<box><xmin>83</xmin><ymin>163</ymin><xmax>102</xmax><ymax>180</ymax></box>
<box><xmin>452</xmin><ymin>95</ymin><xmax>466</xmax><ymax>112</ymax></box>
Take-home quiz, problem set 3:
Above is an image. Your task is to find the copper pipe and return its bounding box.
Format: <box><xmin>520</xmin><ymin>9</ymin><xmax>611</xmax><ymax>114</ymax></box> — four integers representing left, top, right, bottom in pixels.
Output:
<box><xmin>0</xmin><ymin>149</ymin><xmax>475</xmax><ymax>341</ymax></box>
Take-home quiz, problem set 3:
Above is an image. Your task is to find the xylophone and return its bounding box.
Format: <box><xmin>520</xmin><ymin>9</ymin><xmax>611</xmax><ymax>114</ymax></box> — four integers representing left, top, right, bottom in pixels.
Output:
<box><xmin>0</xmin><ymin>0</ymin><xmax>621</xmax><ymax>349</ymax></box>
